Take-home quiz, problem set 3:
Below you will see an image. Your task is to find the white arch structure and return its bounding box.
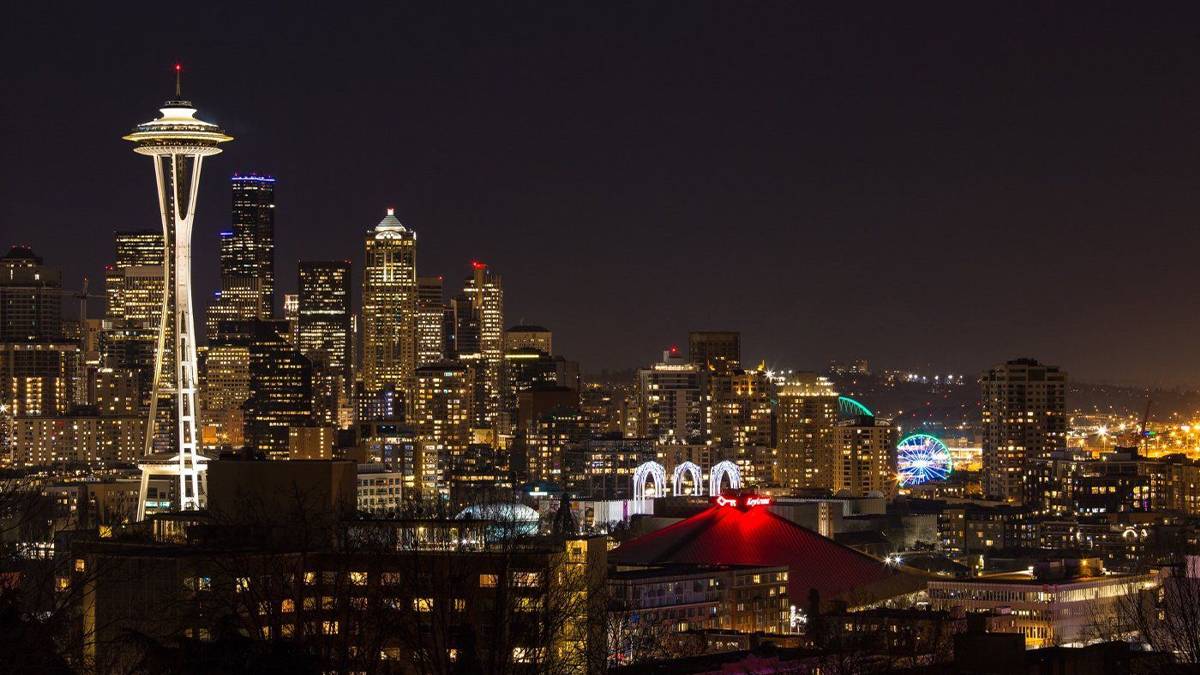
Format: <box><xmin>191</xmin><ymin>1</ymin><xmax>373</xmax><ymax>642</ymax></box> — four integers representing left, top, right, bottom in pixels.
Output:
<box><xmin>709</xmin><ymin>460</ymin><xmax>742</xmax><ymax>497</ymax></box>
<box><xmin>671</xmin><ymin>461</ymin><xmax>704</xmax><ymax>496</ymax></box>
<box><xmin>633</xmin><ymin>461</ymin><xmax>667</xmax><ymax>500</ymax></box>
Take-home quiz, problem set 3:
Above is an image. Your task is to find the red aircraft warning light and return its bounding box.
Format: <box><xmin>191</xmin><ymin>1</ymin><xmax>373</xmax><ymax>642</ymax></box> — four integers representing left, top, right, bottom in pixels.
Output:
<box><xmin>471</xmin><ymin>260</ymin><xmax>488</xmax><ymax>270</ymax></box>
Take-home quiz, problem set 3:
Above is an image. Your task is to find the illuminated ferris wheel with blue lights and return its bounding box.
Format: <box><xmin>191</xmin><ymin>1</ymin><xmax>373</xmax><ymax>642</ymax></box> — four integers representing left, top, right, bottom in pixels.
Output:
<box><xmin>896</xmin><ymin>434</ymin><xmax>953</xmax><ymax>486</ymax></box>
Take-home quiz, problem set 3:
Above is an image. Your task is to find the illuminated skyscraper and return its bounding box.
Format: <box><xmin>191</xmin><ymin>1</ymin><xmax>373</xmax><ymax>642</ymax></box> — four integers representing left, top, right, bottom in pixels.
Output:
<box><xmin>106</xmin><ymin>230</ymin><xmax>164</xmax><ymax>323</ymax></box>
<box><xmin>199</xmin><ymin>339</ymin><xmax>249</xmax><ymax>450</ymax></box>
<box><xmin>298</xmin><ymin>262</ymin><xmax>351</xmax><ymax>428</ymax></box>
<box><xmin>709</xmin><ymin>366</ymin><xmax>773</xmax><ymax>484</ymax></box>
<box><xmin>206</xmin><ymin>175</ymin><xmax>275</xmax><ymax>339</ymax></box>
<box><xmin>708</xmin><ymin>367</ymin><xmax>771</xmax><ymax>449</ymax></box>
<box><xmin>414</xmin><ymin>362</ymin><xmax>473</xmax><ymax>497</ymax></box>
<box><xmin>0</xmin><ymin>246</ymin><xmax>79</xmax><ymax>417</ymax></box>
<box><xmin>637</xmin><ymin>348</ymin><xmax>705</xmax><ymax>443</ymax></box>
<box><xmin>103</xmin><ymin>231</ymin><xmax>165</xmax><ymax>413</ymax></box>
<box><xmin>123</xmin><ymin>68</ymin><xmax>232</xmax><ymax>516</ymax></box>
<box><xmin>238</xmin><ymin>320</ymin><xmax>314</xmax><ymax>459</ymax></box>
<box><xmin>981</xmin><ymin>358</ymin><xmax>1067</xmax><ymax>504</ymax></box>
<box><xmin>835</xmin><ymin>415</ymin><xmax>898</xmax><ymax>497</ymax></box>
<box><xmin>416</xmin><ymin>275</ymin><xmax>444</xmax><ymax>366</ymax></box>
<box><xmin>298</xmin><ymin>261</ymin><xmax>352</xmax><ymax>390</ymax></box>
<box><xmin>362</xmin><ymin>208</ymin><xmax>417</xmax><ymax>411</ymax></box>
<box><xmin>776</xmin><ymin>373</ymin><xmax>838</xmax><ymax>489</ymax></box>
<box><xmin>463</xmin><ymin>262</ymin><xmax>503</xmax><ymax>428</ymax></box>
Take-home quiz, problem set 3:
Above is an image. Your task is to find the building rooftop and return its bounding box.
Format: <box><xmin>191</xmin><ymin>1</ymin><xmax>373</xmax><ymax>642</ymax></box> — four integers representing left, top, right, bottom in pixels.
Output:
<box><xmin>612</xmin><ymin>503</ymin><xmax>924</xmax><ymax>604</ymax></box>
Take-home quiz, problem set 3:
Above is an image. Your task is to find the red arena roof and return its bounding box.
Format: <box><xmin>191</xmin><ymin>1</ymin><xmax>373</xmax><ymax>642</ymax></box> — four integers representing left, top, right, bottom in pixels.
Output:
<box><xmin>613</xmin><ymin>503</ymin><xmax>920</xmax><ymax>605</ymax></box>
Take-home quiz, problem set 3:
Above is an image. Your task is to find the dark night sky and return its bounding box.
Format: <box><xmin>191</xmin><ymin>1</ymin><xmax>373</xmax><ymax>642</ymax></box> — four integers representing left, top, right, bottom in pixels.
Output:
<box><xmin>4</xmin><ymin>3</ymin><xmax>1200</xmax><ymax>385</ymax></box>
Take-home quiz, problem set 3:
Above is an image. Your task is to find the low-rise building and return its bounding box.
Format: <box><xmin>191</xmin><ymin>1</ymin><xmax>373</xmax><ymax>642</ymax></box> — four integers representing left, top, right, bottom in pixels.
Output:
<box><xmin>927</xmin><ymin>560</ymin><xmax>1157</xmax><ymax>647</ymax></box>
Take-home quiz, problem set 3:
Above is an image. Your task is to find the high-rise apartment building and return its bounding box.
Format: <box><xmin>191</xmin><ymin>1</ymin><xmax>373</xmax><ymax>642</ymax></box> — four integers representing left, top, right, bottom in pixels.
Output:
<box><xmin>981</xmin><ymin>358</ymin><xmax>1068</xmax><ymax>504</ymax></box>
<box><xmin>1</xmin><ymin>245</ymin><xmax>63</xmax><ymax>341</ymax></box>
<box><xmin>416</xmin><ymin>275</ymin><xmax>444</xmax><ymax>366</ymax></box>
<box><xmin>206</xmin><ymin>175</ymin><xmax>276</xmax><ymax>339</ymax></box>
<box><xmin>708</xmin><ymin>367</ymin><xmax>772</xmax><ymax>449</ymax></box>
<box><xmin>526</xmin><ymin>405</ymin><xmax>585</xmax><ymax>483</ymax></box>
<box><xmin>776</xmin><ymin>373</ymin><xmax>839</xmax><ymax>489</ymax></box>
<box><xmin>413</xmin><ymin>362</ymin><xmax>473</xmax><ymax>497</ymax></box>
<box><xmin>637</xmin><ymin>348</ymin><xmax>706</xmax><ymax>443</ymax></box>
<box><xmin>688</xmin><ymin>331</ymin><xmax>740</xmax><ymax>375</ymax></box>
<box><xmin>462</xmin><ymin>262</ymin><xmax>503</xmax><ymax>429</ymax></box>
<box><xmin>298</xmin><ymin>261</ymin><xmax>352</xmax><ymax>393</ymax></box>
<box><xmin>362</xmin><ymin>209</ymin><xmax>417</xmax><ymax>412</ymax></box>
<box><xmin>0</xmin><ymin>246</ymin><xmax>79</xmax><ymax>417</ymax></box>
<box><xmin>835</xmin><ymin>415</ymin><xmax>899</xmax><ymax>497</ymax></box>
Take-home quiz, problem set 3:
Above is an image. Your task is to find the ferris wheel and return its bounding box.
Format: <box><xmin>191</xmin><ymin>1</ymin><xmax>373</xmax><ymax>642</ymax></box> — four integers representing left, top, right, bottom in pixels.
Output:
<box><xmin>895</xmin><ymin>434</ymin><xmax>953</xmax><ymax>486</ymax></box>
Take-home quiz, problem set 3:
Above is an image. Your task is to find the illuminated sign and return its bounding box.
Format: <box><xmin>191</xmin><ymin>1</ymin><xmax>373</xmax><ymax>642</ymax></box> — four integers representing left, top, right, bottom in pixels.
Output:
<box><xmin>712</xmin><ymin>495</ymin><xmax>772</xmax><ymax>509</ymax></box>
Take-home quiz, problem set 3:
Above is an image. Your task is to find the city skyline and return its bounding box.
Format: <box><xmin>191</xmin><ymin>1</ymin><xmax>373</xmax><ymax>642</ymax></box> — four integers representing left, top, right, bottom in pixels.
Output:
<box><xmin>9</xmin><ymin>5</ymin><xmax>1200</xmax><ymax>385</ymax></box>
<box><xmin>12</xmin><ymin>8</ymin><xmax>1200</xmax><ymax>670</ymax></box>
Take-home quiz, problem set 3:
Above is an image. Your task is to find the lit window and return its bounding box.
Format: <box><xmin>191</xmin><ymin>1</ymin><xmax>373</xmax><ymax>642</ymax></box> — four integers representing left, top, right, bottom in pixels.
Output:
<box><xmin>413</xmin><ymin>598</ymin><xmax>434</xmax><ymax>612</ymax></box>
<box><xmin>480</xmin><ymin>574</ymin><xmax>498</xmax><ymax>588</ymax></box>
<box><xmin>322</xmin><ymin>620</ymin><xmax>339</xmax><ymax>635</ymax></box>
<box><xmin>350</xmin><ymin>571</ymin><xmax>368</xmax><ymax>586</ymax></box>
<box><xmin>511</xmin><ymin>572</ymin><xmax>541</xmax><ymax>587</ymax></box>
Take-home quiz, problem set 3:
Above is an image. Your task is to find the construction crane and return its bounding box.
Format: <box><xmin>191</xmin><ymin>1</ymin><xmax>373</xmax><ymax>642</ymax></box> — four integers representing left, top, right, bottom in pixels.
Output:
<box><xmin>57</xmin><ymin>276</ymin><xmax>104</xmax><ymax>322</ymax></box>
<box><xmin>1138</xmin><ymin>391</ymin><xmax>1153</xmax><ymax>454</ymax></box>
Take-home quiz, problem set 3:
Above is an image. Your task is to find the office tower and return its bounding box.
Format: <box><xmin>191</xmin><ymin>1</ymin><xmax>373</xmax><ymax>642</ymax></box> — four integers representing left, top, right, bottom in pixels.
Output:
<box><xmin>206</xmin><ymin>175</ymin><xmax>276</xmax><ymax>339</ymax></box>
<box><xmin>212</xmin><ymin>319</ymin><xmax>313</xmax><ymax>459</ymax></box>
<box><xmin>503</xmin><ymin>348</ymin><xmax>559</xmax><ymax>407</ymax></box>
<box><xmin>416</xmin><ymin>275</ymin><xmax>445</xmax><ymax>366</ymax></box>
<box><xmin>446</xmin><ymin>293</ymin><xmax>479</xmax><ymax>359</ymax></box>
<box><xmin>413</xmin><ymin>362</ymin><xmax>473</xmax><ymax>498</ymax></box>
<box><xmin>123</xmin><ymin>74</ymin><xmax>232</xmax><ymax>516</ymax></box>
<box><xmin>362</xmin><ymin>208</ymin><xmax>417</xmax><ymax>412</ymax></box>
<box><xmin>776</xmin><ymin>373</ymin><xmax>838</xmax><ymax>489</ymax></box>
<box><xmin>103</xmin><ymin>231</ymin><xmax>165</xmax><ymax>413</ymax></box>
<box><xmin>835</xmin><ymin>415</ymin><xmax>898</xmax><ymax>497</ymax></box>
<box><xmin>505</xmin><ymin>325</ymin><xmax>552</xmax><ymax>354</ymax></box>
<box><xmin>688</xmin><ymin>331</ymin><xmax>741</xmax><ymax>374</ymax></box>
<box><xmin>298</xmin><ymin>261</ymin><xmax>352</xmax><ymax>391</ymax></box>
<box><xmin>981</xmin><ymin>358</ymin><xmax>1068</xmax><ymax>504</ymax></box>
<box><xmin>637</xmin><ymin>348</ymin><xmax>706</xmax><ymax>443</ymax></box>
<box><xmin>199</xmin><ymin>339</ymin><xmax>250</xmax><ymax>450</ymax></box>
<box><xmin>463</xmin><ymin>262</ymin><xmax>504</xmax><ymax>429</ymax></box>
<box><xmin>106</xmin><ymin>230</ymin><xmax>164</xmax><ymax>322</ymax></box>
<box><xmin>0</xmin><ymin>246</ymin><xmax>79</xmax><ymax>416</ymax></box>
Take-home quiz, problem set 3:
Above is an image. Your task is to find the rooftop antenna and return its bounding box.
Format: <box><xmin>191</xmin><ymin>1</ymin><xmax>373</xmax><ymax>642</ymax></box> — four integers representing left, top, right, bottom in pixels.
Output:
<box><xmin>174</xmin><ymin>63</ymin><xmax>182</xmax><ymax>97</ymax></box>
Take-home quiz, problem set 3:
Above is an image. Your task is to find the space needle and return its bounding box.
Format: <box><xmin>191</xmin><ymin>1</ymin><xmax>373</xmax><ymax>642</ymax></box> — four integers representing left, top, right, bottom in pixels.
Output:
<box><xmin>124</xmin><ymin>65</ymin><xmax>232</xmax><ymax>518</ymax></box>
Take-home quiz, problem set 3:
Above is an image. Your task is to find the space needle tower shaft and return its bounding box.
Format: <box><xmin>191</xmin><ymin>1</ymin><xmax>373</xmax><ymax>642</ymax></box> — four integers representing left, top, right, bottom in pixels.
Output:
<box><xmin>123</xmin><ymin>65</ymin><xmax>232</xmax><ymax>517</ymax></box>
